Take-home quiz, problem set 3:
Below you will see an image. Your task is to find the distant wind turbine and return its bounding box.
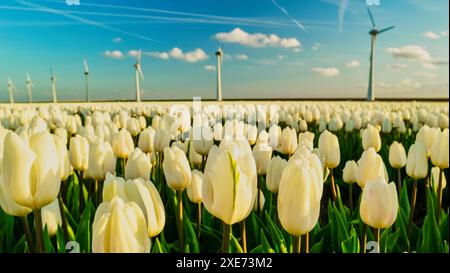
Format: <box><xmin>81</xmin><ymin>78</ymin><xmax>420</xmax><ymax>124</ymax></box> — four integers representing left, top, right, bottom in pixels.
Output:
<box><xmin>366</xmin><ymin>7</ymin><xmax>395</xmax><ymax>101</ymax></box>
<box><xmin>215</xmin><ymin>46</ymin><xmax>223</xmax><ymax>101</ymax></box>
<box><xmin>7</xmin><ymin>78</ymin><xmax>15</xmax><ymax>104</ymax></box>
<box><xmin>26</xmin><ymin>73</ymin><xmax>33</xmax><ymax>103</ymax></box>
<box><xmin>50</xmin><ymin>68</ymin><xmax>58</xmax><ymax>103</ymax></box>
<box><xmin>83</xmin><ymin>59</ymin><xmax>90</xmax><ymax>102</ymax></box>
<box><xmin>133</xmin><ymin>50</ymin><xmax>144</xmax><ymax>102</ymax></box>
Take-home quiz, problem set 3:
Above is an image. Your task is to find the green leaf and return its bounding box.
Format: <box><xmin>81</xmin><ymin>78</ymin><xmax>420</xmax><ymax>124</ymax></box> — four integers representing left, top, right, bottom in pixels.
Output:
<box><xmin>230</xmin><ymin>234</ymin><xmax>243</xmax><ymax>253</ymax></box>
<box><xmin>151</xmin><ymin>237</ymin><xmax>165</xmax><ymax>253</ymax></box>
<box><xmin>42</xmin><ymin>225</ymin><xmax>54</xmax><ymax>253</ymax></box>
<box><xmin>399</xmin><ymin>180</ymin><xmax>410</xmax><ymax>217</ymax></box>
<box><xmin>12</xmin><ymin>235</ymin><xmax>26</xmax><ymax>253</ymax></box>
<box><xmin>310</xmin><ymin>238</ymin><xmax>324</xmax><ymax>253</ymax></box>
<box><xmin>417</xmin><ymin>189</ymin><xmax>443</xmax><ymax>253</ymax></box>
<box><xmin>341</xmin><ymin>227</ymin><xmax>359</xmax><ymax>253</ymax></box>
<box><xmin>440</xmin><ymin>213</ymin><xmax>449</xmax><ymax>243</ymax></box>
<box><xmin>264</xmin><ymin>211</ymin><xmax>287</xmax><ymax>253</ymax></box>
<box><xmin>56</xmin><ymin>227</ymin><xmax>66</xmax><ymax>253</ymax></box>
<box><xmin>260</xmin><ymin>229</ymin><xmax>275</xmax><ymax>253</ymax></box>
<box><xmin>75</xmin><ymin>201</ymin><xmax>93</xmax><ymax>253</ymax></box>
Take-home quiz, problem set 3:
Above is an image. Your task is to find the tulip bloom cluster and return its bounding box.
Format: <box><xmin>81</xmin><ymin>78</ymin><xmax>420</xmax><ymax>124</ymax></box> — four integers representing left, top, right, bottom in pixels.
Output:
<box><xmin>0</xmin><ymin>100</ymin><xmax>448</xmax><ymax>254</ymax></box>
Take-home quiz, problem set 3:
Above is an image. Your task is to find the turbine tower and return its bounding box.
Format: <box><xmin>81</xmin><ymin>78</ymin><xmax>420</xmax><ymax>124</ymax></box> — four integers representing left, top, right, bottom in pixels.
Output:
<box><xmin>215</xmin><ymin>47</ymin><xmax>223</xmax><ymax>102</ymax></box>
<box><xmin>26</xmin><ymin>73</ymin><xmax>33</xmax><ymax>103</ymax></box>
<box><xmin>133</xmin><ymin>50</ymin><xmax>144</xmax><ymax>102</ymax></box>
<box><xmin>7</xmin><ymin>78</ymin><xmax>15</xmax><ymax>104</ymax></box>
<box><xmin>50</xmin><ymin>68</ymin><xmax>58</xmax><ymax>103</ymax></box>
<box><xmin>83</xmin><ymin>59</ymin><xmax>90</xmax><ymax>102</ymax></box>
<box><xmin>367</xmin><ymin>7</ymin><xmax>395</xmax><ymax>101</ymax></box>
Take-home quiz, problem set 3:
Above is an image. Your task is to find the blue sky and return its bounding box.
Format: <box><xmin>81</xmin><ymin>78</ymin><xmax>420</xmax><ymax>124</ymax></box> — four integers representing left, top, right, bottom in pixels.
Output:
<box><xmin>0</xmin><ymin>0</ymin><xmax>448</xmax><ymax>102</ymax></box>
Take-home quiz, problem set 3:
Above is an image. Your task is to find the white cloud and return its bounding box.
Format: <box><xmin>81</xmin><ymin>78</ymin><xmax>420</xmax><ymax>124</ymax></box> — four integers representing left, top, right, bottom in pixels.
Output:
<box><xmin>214</xmin><ymin>28</ymin><xmax>301</xmax><ymax>51</ymax></box>
<box><xmin>235</xmin><ymin>54</ymin><xmax>248</xmax><ymax>61</ymax></box>
<box><xmin>128</xmin><ymin>50</ymin><xmax>140</xmax><ymax>58</ymax></box>
<box><xmin>277</xmin><ymin>54</ymin><xmax>284</xmax><ymax>60</ymax></box>
<box><xmin>385</xmin><ymin>45</ymin><xmax>431</xmax><ymax>61</ymax></box>
<box><xmin>293</xmin><ymin>48</ymin><xmax>302</xmax><ymax>53</ymax></box>
<box><xmin>312</xmin><ymin>67</ymin><xmax>339</xmax><ymax>77</ymax></box>
<box><xmin>145</xmin><ymin>51</ymin><xmax>170</xmax><ymax>60</ymax></box>
<box><xmin>204</xmin><ymin>65</ymin><xmax>216</xmax><ymax>71</ymax></box>
<box><xmin>103</xmin><ymin>50</ymin><xmax>125</xmax><ymax>59</ymax></box>
<box><xmin>423</xmin><ymin>31</ymin><xmax>440</xmax><ymax>40</ymax></box>
<box><xmin>386</xmin><ymin>63</ymin><xmax>408</xmax><ymax>70</ymax></box>
<box><xmin>398</xmin><ymin>78</ymin><xmax>422</xmax><ymax>89</ymax></box>
<box><xmin>112</xmin><ymin>37</ymin><xmax>123</xmax><ymax>43</ymax></box>
<box><xmin>423</xmin><ymin>59</ymin><xmax>449</xmax><ymax>69</ymax></box>
<box><xmin>346</xmin><ymin>60</ymin><xmax>360</xmax><ymax>68</ymax></box>
<box><xmin>312</xmin><ymin>43</ymin><xmax>321</xmax><ymax>51</ymax></box>
<box><xmin>170</xmin><ymin>47</ymin><xmax>208</xmax><ymax>63</ymax></box>
<box><xmin>442</xmin><ymin>30</ymin><xmax>449</xmax><ymax>37</ymax></box>
<box><xmin>414</xmin><ymin>72</ymin><xmax>438</xmax><ymax>79</ymax></box>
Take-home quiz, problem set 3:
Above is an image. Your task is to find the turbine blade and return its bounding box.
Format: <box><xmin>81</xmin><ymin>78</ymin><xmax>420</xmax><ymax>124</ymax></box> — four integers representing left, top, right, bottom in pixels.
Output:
<box><xmin>83</xmin><ymin>59</ymin><xmax>89</xmax><ymax>73</ymax></box>
<box><xmin>378</xmin><ymin>26</ymin><xmax>395</xmax><ymax>34</ymax></box>
<box><xmin>367</xmin><ymin>7</ymin><xmax>376</xmax><ymax>28</ymax></box>
<box><xmin>138</xmin><ymin>66</ymin><xmax>144</xmax><ymax>80</ymax></box>
<box><xmin>138</xmin><ymin>49</ymin><xmax>142</xmax><ymax>63</ymax></box>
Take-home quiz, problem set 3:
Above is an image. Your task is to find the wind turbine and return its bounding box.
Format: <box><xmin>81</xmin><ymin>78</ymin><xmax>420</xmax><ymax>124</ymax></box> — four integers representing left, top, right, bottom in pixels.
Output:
<box><xmin>26</xmin><ymin>73</ymin><xmax>33</xmax><ymax>103</ymax></box>
<box><xmin>133</xmin><ymin>50</ymin><xmax>144</xmax><ymax>102</ymax></box>
<box><xmin>7</xmin><ymin>78</ymin><xmax>15</xmax><ymax>104</ymax></box>
<box><xmin>83</xmin><ymin>59</ymin><xmax>90</xmax><ymax>102</ymax></box>
<box><xmin>366</xmin><ymin>7</ymin><xmax>395</xmax><ymax>101</ymax></box>
<box><xmin>215</xmin><ymin>46</ymin><xmax>223</xmax><ymax>102</ymax></box>
<box><xmin>50</xmin><ymin>68</ymin><xmax>58</xmax><ymax>103</ymax></box>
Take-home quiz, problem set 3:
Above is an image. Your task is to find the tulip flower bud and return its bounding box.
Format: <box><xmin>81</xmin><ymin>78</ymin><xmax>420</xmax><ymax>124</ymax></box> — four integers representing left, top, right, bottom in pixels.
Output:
<box><xmin>266</xmin><ymin>156</ymin><xmax>288</xmax><ymax>194</ymax></box>
<box><xmin>268</xmin><ymin>125</ymin><xmax>281</xmax><ymax>149</ymax></box>
<box><xmin>246</xmin><ymin>125</ymin><xmax>258</xmax><ymax>146</ymax></box>
<box><xmin>69</xmin><ymin>135</ymin><xmax>89</xmax><ymax>171</ymax></box>
<box><xmin>416</xmin><ymin>125</ymin><xmax>440</xmax><ymax>157</ymax></box>
<box><xmin>202</xmin><ymin>140</ymin><xmax>257</xmax><ymax>225</ymax></box>
<box><xmin>138</xmin><ymin>116</ymin><xmax>147</xmax><ymax>130</ymax></box>
<box><xmin>430</xmin><ymin>128</ymin><xmax>449</xmax><ymax>169</ymax></box>
<box><xmin>138</xmin><ymin>127</ymin><xmax>156</xmax><ymax>153</ymax></box>
<box><xmin>278</xmin><ymin>151</ymin><xmax>323</xmax><ymax>236</ymax></box>
<box><xmin>343</xmin><ymin>160</ymin><xmax>358</xmax><ymax>184</ymax></box>
<box><xmin>127</xmin><ymin>118</ymin><xmax>141</xmax><ymax>137</ymax></box>
<box><xmin>151</xmin><ymin>116</ymin><xmax>161</xmax><ymax>130</ymax></box>
<box><xmin>360</xmin><ymin>177</ymin><xmax>398</xmax><ymax>229</ymax></box>
<box><xmin>112</xmin><ymin>129</ymin><xmax>134</xmax><ymax>159</ymax></box>
<box><xmin>406</xmin><ymin>142</ymin><xmax>428</xmax><ymax>180</ymax></box>
<box><xmin>3</xmin><ymin>131</ymin><xmax>60</xmax><ymax>210</ymax></box>
<box><xmin>187</xmin><ymin>170</ymin><xmax>203</xmax><ymax>204</ymax></box>
<box><xmin>41</xmin><ymin>199</ymin><xmax>62</xmax><ymax>237</ymax></box>
<box><xmin>0</xmin><ymin>173</ymin><xmax>32</xmax><ymax>217</ymax></box>
<box><xmin>163</xmin><ymin>146</ymin><xmax>191</xmax><ymax>191</ymax></box>
<box><xmin>125</xmin><ymin>148</ymin><xmax>152</xmax><ymax>181</ymax></box>
<box><xmin>362</xmin><ymin>124</ymin><xmax>381</xmax><ymax>152</ymax></box>
<box><xmin>389</xmin><ymin>141</ymin><xmax>407</xmax><ymax>169</ymax></box>
<box><xmin>431</xmin><ymin>167</ymin><xmax>447</xmax><ymax>193</ymax></box>
<box><xmin>93</xmin><ymin>197</ymin><xmax>150</xmax><ymax>253</ymax></box>
<box><xmin>193</xmin><ymin>126</ymin><xmax>214</xmax><ymax>156</ymax></box>
<box><xmin>278</xmin><ymin>127</ymin><xmax>298</xmax><ymax>155</ymax></box>
<box><xmin>356</xmin><ymin>147</ymin><xmax>388</xmax><ymax>188</ymax></box>
<box><xmin>256</xmin><ymin>130</ymin><xmax>269</xmax><ymax>145</ymax></box>
<box><xmin>154</xmin><ymin>128</ymin><xmax>170</xmax><ymax>153</ymax></box>
<box><xmin>252</xmin><ymin>143</ymin><xmax>273</xmax><ymax>175</ymax></box>
<box><xmin>298</xmin><ymin>131</ymin><xmax>314</xmax><ymax>151</ymax></box>
<box><xmin>213</xmin><ymin>123</ymin><xmax>223</xmax><ymax>141</ymax></box>
<box><xmin>84</xmin><ymin>139</ymin><xmax>116</xmax><ymax>181</ymax></box>
<box><xmin>345</xmin><ymin>120</ymin><xmax>355</xmax><ymax>133</ymax></box>
<box><xmin>189</xmin><ymin>140</ymin><xmax>203</xmax><ymax>166</ymax></box>
<box><xmin>171</xmin><ymin>140</ymin><xmax>188</xmax><ymax>154</ymax></box>
<box><xmin>382</xmin><ymin>117</ymin><xmax>392</xmax><ymax>133</ymax></box>
<box><xmin>318</xmin><ymin>130</ymin><xmax>340</xmax><ymax>169</ymax></box>
<box><xmin>299</xmin><ymin>119</ymin><xmax>308</xmax><ymax>132</ymax></box>
<box><xmin>53</xmin><ymin>134</ymin><xmax>72</xmax><ymax>181</ymax></box>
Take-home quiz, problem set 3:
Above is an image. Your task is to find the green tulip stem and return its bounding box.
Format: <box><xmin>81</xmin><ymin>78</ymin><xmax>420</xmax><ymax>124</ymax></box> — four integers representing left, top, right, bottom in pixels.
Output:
<box><xmin>293</xmin><ymin>235</ymin><xmax>301</xmax><ymax>253</ymax></box>
<box><xmin>397</xmin><ymin>168</ymin><xmax>402</xmax><ymax>194</ymax></box>
<box><xmin>176</xmin><ymin>190</ymin><xmax>184</xmax><ymax>253</ymax></box>
<box><xmin>330</xmin><ymin>168</ymin><xmax>337</xmax><ymax>201</ymax></box>
<box><xmin>305</xmin><ymin>232</ymin><xmax>309</xmax><ymax>254</ymax></box>
<box><xmin>222</xmin><ymin>223</ymin><xmax>231</xmax><ymax>253</ymax></box>
<box><xmin>21</xmin><ymin>216</ymin><xmax>34</xmax><ymax>253</ymax></box>
<box><xmin>257</xmin><ymin>176</ymin><xmax>261</xmax><ymax>217</ymax></box>
<box><xmin>437</xmin><ymin>169</ymin><xmax>443</xmax><ymax>221</ymax></box>
<box><xmin>362</xmin><ymin>224</ymin><xmax>367</xmax><ymax>253</ymax></box>
<box><xmin>33</xmin><ymin>208</ymin><xmax>44</xmax><ymax>253</ymax></box>
<box><xmin>408</xmin><ymin>179</ymin><xmax>418</xmax><ymax>237</ymax></box>
<box><xmin>197</xmin><ymin>202</ymin><xmax>202</xmax><ymax>239</ymax></box>
<box><xmin>375</xmin><ymin>228</ymin><xmax>381</xmax><ymax>253</ymax></box>
<box><xmin>122</xmin><ymin>157</ymin><xmax>126</xmax><ymax>178</ymax></box>
<box><xmin>240</xmin><ymin>220</ymin><xmax>247</xmax><ymax>253</ymax></box>
<box><xmin>77</xmin><ymin>170</ymin><xmax>84</xmax><ymax>214</ymax></box>
<box><xmin>58</xmin><ymin>191</ymin><xmax>70</xmax><ymax>242</ymax></box>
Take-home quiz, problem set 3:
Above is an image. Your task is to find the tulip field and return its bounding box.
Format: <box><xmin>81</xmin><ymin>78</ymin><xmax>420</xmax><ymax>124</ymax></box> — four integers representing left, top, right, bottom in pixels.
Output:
<box><xmin>0</xmin><ymin>100</ymin><xmax>448</xmax><ymax>253</ymax></box>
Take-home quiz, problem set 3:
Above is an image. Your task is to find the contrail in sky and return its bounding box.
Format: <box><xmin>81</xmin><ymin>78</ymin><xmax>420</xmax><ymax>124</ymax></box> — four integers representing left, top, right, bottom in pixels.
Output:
<box><xmin>15</xmin><ymin>0</ymin><xmax>155</xmax><ymax>41</ymax></box>
<box><xmin>271</xmin><ymin>0</ymin><xmax>306</xmax><ymax>32</ymax></box>
<box><xmin>339</xmin><ymin>0</ymin><xmax>349</xmax><ymax>32</ymax></box>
